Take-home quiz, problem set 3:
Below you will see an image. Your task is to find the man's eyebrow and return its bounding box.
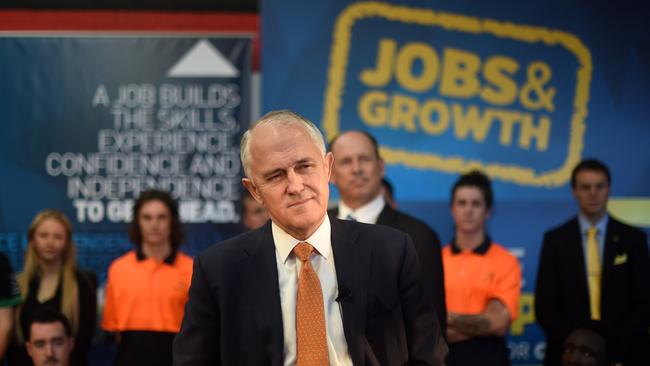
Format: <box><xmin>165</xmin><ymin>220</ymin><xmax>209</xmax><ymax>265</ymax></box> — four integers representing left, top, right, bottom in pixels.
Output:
<box><xmin>294</xmin><ymin>158</ymin><xmax>315</xmax><ymax>165</ymax></box>
<box><xmin>261</xmin><ymin>167</ymin><xmax>285</xmax><ymax>179</ymax></box>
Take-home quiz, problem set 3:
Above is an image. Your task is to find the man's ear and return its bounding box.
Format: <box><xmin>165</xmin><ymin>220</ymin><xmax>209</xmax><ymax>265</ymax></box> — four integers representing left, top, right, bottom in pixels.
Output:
<box><xmin>26</xmin><ymin>341</ymin><xmax>33</xmax><ymax>358</ymax></box>
<box><xmin>242</xmin><ymin>178</ymin><xmax>263</xmax><ymax>204</ymax></box>
<box><xmin>69</xmin><ymin>336</ymin><xmax>75</xmax><ymax>351</ymax></box>
<box><xmin>325</xmin><ymin>152</ymin><xmax>334</xmax><ymax>181</ymax></box>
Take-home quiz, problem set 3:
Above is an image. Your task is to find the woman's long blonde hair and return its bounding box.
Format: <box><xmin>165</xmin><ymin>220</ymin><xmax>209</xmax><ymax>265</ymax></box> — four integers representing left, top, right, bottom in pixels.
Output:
<box><xmin>15</xmin><ymin>209</ymin><xmax>79</xmax><ymax>342</ymax></box>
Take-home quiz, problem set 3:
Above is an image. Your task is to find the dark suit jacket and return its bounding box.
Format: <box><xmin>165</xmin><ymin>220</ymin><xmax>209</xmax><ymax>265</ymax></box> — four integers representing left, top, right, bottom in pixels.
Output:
<box><xmin>173</xmin><ymin>217</ymin><xmax>448</xmax><ymax>365</ymax></box>
<box><xmin>535</xmin><ymin>216</ymin><xmax>649</xmax><ymax>366</ymax></box>
<box><xmin>329</xmin><ymin>205</ymin><xmax>447</xmax><ymax>335</ymax></box>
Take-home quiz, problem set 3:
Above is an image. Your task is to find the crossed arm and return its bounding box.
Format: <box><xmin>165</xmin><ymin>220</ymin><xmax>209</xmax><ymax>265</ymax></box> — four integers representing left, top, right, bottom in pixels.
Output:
<box><xmin>446</xmin><ymin>299</ymin><xmax>511</xmax><ymax>343</ymax></box>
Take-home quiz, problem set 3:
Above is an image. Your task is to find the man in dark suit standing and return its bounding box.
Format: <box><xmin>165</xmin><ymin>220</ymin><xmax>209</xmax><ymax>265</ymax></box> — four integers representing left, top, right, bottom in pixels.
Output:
<box><xmin>535</xmin><ymin>159</ymin><xmax>649</xmax><ymax>366</ymax></box>
<box><xmin>328</xmin><ymin>130</ymin><xmax>447</xmax><ymax>336</ymax></box>
<box><xmin>173</xmin><ymin>110</ymin><xmax>447</xmax><ymax>365</ymax></box>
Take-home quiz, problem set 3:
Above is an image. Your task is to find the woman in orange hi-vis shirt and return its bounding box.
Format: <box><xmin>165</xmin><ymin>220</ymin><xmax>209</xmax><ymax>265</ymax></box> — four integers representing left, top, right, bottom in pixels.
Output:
<box><xmin>442</xmin><ymin>171</ymin><xmax>521</xmax><ymax>366</ymax></box>
<box><xmin>102</xmin><ymin>190</ymin><xmax>193</xmax><ymax>366</ymax></box>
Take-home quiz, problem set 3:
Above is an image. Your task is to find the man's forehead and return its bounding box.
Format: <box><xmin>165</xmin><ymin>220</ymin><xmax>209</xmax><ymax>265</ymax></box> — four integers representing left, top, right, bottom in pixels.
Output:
<box><xmin>31</xmin><ymin>322</ymin><xmax>66</xmax><ymax>338</ymax></box>
<box><xmin>251</xmin><ymin>121</ymin><xmax>305</xmax><ymax>139</ymax></box>
<box><xmin>333</xmin><ymin>131</ymin><xmax>374</xmax><ymax>153</ymax></box>
<box><xmin>568</xmin><ymin>329</ymin><xmax>602</xmax><ymax>344</ymax></box>
<box><xmin>576</xmin><ymin>170</ymin><xmax>608</xmax><ymax>182</ymax></box>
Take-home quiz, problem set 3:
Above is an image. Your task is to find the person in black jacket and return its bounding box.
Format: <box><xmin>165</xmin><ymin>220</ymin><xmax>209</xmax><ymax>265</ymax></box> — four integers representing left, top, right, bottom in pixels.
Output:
<box><xmin>8</xmin><ymin>209</ymin><xmax>96</xmax><ymax>366</ymax></box>
<box><xmin>173</xmin><ymin>110</ymin><xmax>448</xmax><ymax>365</ymax></box>
<box><xmin>328</xmin><ymin>130</ymin><xmax>447</xmax><ymax>335</ymax></box>
<box><xmin>535</xmin><ymin>159</ymin><xmax>649</xmax><ymax>366</ymax></box>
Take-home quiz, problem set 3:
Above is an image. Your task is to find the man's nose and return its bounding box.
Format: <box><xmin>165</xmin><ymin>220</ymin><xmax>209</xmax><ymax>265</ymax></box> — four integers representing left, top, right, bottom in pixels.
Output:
<box><xmin>287</xmin><ymin>169</ymin><xmax>305</xmax><ymax>193</ymax></box>
<box><xmin>351</xmin><ymin>159</ymin><xmax>362</xmax><ymax>174</ymax></box>
<box><xmin>45</xmin><ymin>343</ymin><xmax>54</xmax><ymax>356</ymax></box>
<box><xmin>565</xmin><ymin>349</ymin><xmax>581</xmax><ymax>365</ymax></box>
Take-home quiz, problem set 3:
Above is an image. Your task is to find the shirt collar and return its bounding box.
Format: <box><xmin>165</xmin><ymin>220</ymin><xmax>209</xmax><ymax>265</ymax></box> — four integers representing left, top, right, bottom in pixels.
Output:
<box><xmin>338</xmin><ymin>194</ymin><xmax>385</xmax><ymax>224</ymax></box>
<box><xmin>578</xmin><ymin>213</ymin><xmax>609</xmax><ymax>236</ymax></box>
<box><xmin>272</xmin><ymin>213</ymin><xmax>332</xmax><ymax>263</ymax></box>
<box><xmin>136</xmin><ymin>246</ymin><xmax>177</xmax><ymax>265</ymax></box>
<box><xmin>450</xmin><ymin>235</ymin><xmax>492</xmax><ymax>255</ymax></box>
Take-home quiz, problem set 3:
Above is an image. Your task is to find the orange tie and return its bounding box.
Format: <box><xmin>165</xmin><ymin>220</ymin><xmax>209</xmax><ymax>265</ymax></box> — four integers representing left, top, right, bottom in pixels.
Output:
<box><xmin>293</xmin><ymin>242</ymin><xmax>329</xmax><ymax>366</ymax></box>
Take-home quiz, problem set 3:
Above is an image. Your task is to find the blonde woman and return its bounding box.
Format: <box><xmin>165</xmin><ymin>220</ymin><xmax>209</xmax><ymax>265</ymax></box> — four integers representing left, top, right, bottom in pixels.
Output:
<box><xmin>7</xmin><ymin>210</ymin><xmax>96</xmax><ymax>366</ymax></box>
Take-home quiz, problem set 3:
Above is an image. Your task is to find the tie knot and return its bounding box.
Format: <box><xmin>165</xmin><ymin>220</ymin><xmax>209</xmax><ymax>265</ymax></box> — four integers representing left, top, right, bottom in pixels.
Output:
<box><xmin>293</xmin><ymin>242</ymin><xmax>314</xmax><ymax>261</ymax></box>
<box><xmin>345</xmin><ymin>214</ymin><xmax>357</xmax><ymax>221</ymax></box>
<box><xmin>588</xmin><ymin>227</ymin><xmax>598</xmax><ymax>237</ymax></box>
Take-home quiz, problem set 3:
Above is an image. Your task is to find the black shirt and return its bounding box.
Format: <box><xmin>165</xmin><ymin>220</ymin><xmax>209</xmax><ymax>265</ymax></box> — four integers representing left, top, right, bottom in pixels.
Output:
<box><xmin>7</xmin><ymin>269</ymin><xmax>97</xmax><ymax>366</ymax></box>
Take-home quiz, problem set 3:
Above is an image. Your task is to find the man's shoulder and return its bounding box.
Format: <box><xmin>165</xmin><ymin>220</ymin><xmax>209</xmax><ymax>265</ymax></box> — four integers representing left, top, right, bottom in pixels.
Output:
<box><xmin>488</xmin><ymin>242</ymin><xmax>520</xmax><ymax>264</ymax></box>
<box><xmin>384</xmin><ymin>207</ymin><xmax>435</xmax><ymax>234</ymax></box>
<box><xmin>108</xmin><ymin>250</ymin><xmax>138</xmax><ymax>268</ymax></box>
<box><xmin>174</xmin><ymin>251</ymin><xmax>195</xmax><ymax>269</ymax></box>
<box><xmin>333</xmin><ymin>216</ymin><xmax>410</xmax><ymax>249</ymax></box>
<box><xmin>106</xmin><ymin>250</ymin><xmax>139</xmax><ymax>282</ymax></box>
<box><xmin>608</xmin><ymin>216</ymin><xmax>646</xmax><ymax>238</ymax></box>
<box><xmin>198</xmin><ymin>226</ymin><xmax>267</xmax><ymax>262</ymax></box>
<box><xmin>544</xmin><ymin>216</ymin><xmax>578</xmax><ymax>239</ymax></box>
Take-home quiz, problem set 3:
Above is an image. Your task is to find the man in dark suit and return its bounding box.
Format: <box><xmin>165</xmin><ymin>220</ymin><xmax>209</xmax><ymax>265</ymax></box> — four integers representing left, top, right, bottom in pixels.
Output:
<box><xmin>328</xmin><ymin>130</ymin><xmax>447</xmax><ymax>336</ymax></box>
<box><xmin>173</xmin><ymin>110</ymin><xmax>447</xmax><ymax>365</ymax></box>
<box><xmin>535</xmin><ymin>159</ymin><xmax>649</xmax><ymax>366</ymax></box>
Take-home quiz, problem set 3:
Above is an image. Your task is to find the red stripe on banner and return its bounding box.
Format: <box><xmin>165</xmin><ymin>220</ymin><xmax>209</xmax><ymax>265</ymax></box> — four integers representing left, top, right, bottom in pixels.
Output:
<box><xmin>0</xmin><ymin>10</ymin><xmax>261</xmax><ymax>69</ymax></box>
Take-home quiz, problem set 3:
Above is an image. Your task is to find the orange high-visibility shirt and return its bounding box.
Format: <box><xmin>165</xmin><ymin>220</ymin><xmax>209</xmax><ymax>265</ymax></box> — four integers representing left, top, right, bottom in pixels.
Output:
<box><xmin>102</xmin><ymin>250</ymin><xmax>193</xmax><ymax>333</ymax></box>
<box><xmin>442</xmin><ymin>240</ymin><xmax>521</xmax><ymax>319</ymax></box>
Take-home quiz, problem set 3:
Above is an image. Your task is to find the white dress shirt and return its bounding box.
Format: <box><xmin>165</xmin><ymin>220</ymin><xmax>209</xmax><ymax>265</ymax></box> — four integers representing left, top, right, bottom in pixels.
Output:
<box><xmin>337</xmin><ymin>194</ymin><xmax>385</xmax><ymax>224</ymax></box>
<box><xmin>272</xmin><ymin>214</ymin><xmax>352</xmax><ymax>366</ymax></box>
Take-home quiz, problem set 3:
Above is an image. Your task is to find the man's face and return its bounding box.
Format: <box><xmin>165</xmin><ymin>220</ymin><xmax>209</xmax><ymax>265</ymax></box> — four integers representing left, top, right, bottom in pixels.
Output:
<box><xmin>572</xmin><ymin>170</ymin><xmax>609</xmax><ymax>222</ymax></box>
<box><xmin>561</xmin><ymin>329</ymin><xmax>607</xmax><ymax>366</ymax></box>
<box><xmin>138</xmin><ymin>200</ymin><xmax>172</xmax><ymax>247</ymax></box>
<box><xmin>242</xmin><ymin>196</ymin><xmax>270</xmax><ymax>230</ymax></box>
<box><xmin>26</xmin><ymin>322</ymin><xmax>74</xmax><ymax>366</ymax></box>
<box><xmin>330</xmin><ymin>131</ymin><xmax>384</xmax><ymax>209</ymax></box>
<box><xmin>242</xmin><ymin>123</ymin><xmax>333</xmax><ymax>240</ymax></box>
<box><xmin>451</xmin><ymin>186</ymin><xmax>490</xmax><ymax>235</ymax></box>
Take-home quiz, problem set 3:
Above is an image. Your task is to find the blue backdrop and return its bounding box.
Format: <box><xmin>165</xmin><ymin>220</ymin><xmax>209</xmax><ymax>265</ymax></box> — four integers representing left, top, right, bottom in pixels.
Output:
<box><xmin>0</xmin><ymin>36</ymin><xmax>252</xmax><ymax>284</ymax></box>
<box><xmin>262</xmin><ymin>1</ymin><xmax>650</xmax><ymax>364</ymax></box>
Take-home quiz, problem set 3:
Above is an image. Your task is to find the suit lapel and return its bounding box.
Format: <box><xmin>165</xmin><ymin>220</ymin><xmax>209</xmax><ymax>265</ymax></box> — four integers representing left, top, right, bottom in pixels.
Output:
<box><xmin>330</xmin><ymin>217</ymin><xmax>370</xmax><ymax>366</ymax></box>
<box><xmin>600</xmin><ymin>218</ymin><xmax>620</xmax><ymax>316</ymax></box>
<box><xmin>375</xmin><ymin>204</ymin><xmax>394</xmax><ymax>226</ymax></box>
<box><xmin>568</xmin><ymin>218</ymin><xmax>592</xmax><ymax>317</ymax></box>
<box><xmin>245</xmin><ymin>224</ymin><xmax>284</xmax><ymax>365</ymax></box>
